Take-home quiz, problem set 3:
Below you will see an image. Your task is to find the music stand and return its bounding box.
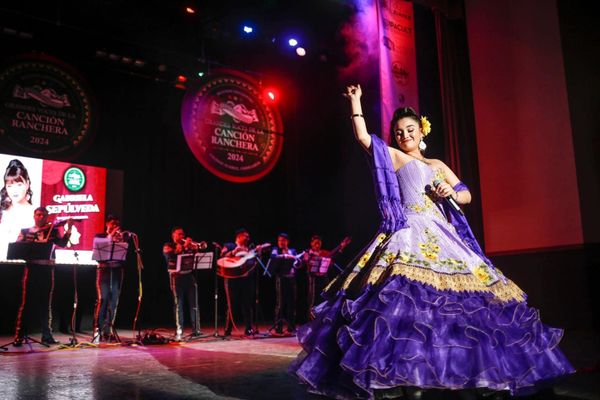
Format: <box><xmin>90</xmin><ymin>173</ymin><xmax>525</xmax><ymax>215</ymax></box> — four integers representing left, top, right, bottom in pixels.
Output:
<box><xmin>7</xmin><ymin>241</ymin><xmax>54</xmax><ymax>261</ymax></box>
<box><xmin>92</xmin><ymin>237</ymin><xmax>128</xmax><ymax>264</ymax></box>
<box><xmin>266</xmin><ymin>256</ymin><xmax>296</xmax><ymax>276</ymax></box>
<box><xmin>266</xmin><ymin>255</ymin><xmax>297</xmax><ymax>335</ymax></box>
<box><xmin>308</xmin><ymin>256</ymin><xmax>332</xmax><ymax>276</ymax></box>
<box><xmin>91</xmin><ymin>237</ymin><xmax>129</xmax><ymax>344</ymax></box>
<box><xmin>178</xmin><ymin>252</ymin><xmax>213</xmax><ymax>341</ymax></box>
<box><xmin>1</xmin><ymin>242</ymin><xmax>55</xmax><ymax>350</ymax></box>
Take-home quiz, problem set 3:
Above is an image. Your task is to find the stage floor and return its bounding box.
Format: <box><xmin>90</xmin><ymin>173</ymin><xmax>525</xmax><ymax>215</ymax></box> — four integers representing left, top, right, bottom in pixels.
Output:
<box><xmin>1</xmin><ymin>327</ymin><xmax>598</xmax><ymax>400</ymax></box>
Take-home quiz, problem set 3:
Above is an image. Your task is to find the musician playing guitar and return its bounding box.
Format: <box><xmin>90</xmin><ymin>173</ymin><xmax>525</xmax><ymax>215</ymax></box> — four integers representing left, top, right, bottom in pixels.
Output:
<box><xmin>220</xmin><ymin>228</ymin><xmax>256</xmax><ymax>337</ymax></box>
<box><xmin>13</xmin><ymin>206</ymin><xmax>72</xmax><ymax>346</ymax></box>
<box><xmin>270</xmin><ymin>232</ymin><xmax>298</xmax><ymax>335</ymax></box>
<box><xmin>302</xmin><ymin>235</ymin><xmax>351</xmax><ymax>320</ymax></box>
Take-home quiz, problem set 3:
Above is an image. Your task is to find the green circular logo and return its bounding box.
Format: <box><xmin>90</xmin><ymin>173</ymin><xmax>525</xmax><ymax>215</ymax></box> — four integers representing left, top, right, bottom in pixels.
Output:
<box><xmin>63</xmin><ymin>167</ymin><xmax>86</xmax><ymax>191</ymax></box>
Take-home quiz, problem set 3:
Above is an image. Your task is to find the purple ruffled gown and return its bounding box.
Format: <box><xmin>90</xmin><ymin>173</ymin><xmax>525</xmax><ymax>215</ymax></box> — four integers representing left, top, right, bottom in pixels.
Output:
<box><xmin>290</xmin><ymin>135</ymin><xmax>573</xmax><ymax>398</ymax></box>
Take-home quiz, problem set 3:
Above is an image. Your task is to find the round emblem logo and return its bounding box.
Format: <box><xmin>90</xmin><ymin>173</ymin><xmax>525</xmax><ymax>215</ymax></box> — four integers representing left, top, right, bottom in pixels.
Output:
<box><xmin>63</xmin><ymin>167</ymin><xmax>86</xmax><ymax>192</ymax></box>
<box><xmin>181</xmin><ymin>69</ymin><xmax>284</xmax><ymax>183</ymax></box>
<box><xmin>0</xmin><ymin>54</ymin><xmax>95</xmax><ymax>157</ymax></box>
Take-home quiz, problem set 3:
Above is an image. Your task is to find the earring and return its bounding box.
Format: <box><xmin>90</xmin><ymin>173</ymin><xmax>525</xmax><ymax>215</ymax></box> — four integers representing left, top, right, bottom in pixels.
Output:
<box><xmin>418</xmin><ymin>140</ymin><xmax>427</xmax><ymax>151</ymax></box>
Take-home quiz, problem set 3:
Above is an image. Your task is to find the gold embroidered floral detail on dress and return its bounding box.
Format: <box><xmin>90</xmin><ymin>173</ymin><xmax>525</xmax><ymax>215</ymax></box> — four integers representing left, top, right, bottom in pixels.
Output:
<box><xmin>357</xmin><ymin>252</ymin><xmax>372</xmax><ymax>268</ymax></box>
<box><xmin>390</xmin><ymin>263</ymin><xmax>525</xmax><ymax>303</ymax></box>
<box><xmin>418</xmin><ymin>228</ymin><xmax>441</xmax><ymax>261</ymax></box>
<box><xmin>433</xmin><ymin>168</ymin><xmax>446</xmax><ymax>183</ymax></box>
<box><xmin>409</xmin><ymin>193</ymin><xmax>437</xmax><ymax>213</ymax></box>
<box><xmin>381</xmin><ymin>251</ymin><xmax>397</xmax><ymax>264</ymax></box>
<box><xmin>473</xmin><ymin>264</ymin><xmax>495</xmax><ymax>285</ymax></box>
<box><xmin>438</xmin><ymin>257</ymin><xmax>469</xmax><ymax>272</ymax></box>
<box><xmin>367</xmin><ymin>266</ymin><xmax>386</xmax><ymax>285</ymax></box>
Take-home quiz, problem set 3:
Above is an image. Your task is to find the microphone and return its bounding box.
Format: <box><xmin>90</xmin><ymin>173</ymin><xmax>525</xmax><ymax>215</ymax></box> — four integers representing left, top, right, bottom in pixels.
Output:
<box><xmin>430</xmin><ymin>180</ymin><xmax>463</xmax><ymax>214</ymax></box>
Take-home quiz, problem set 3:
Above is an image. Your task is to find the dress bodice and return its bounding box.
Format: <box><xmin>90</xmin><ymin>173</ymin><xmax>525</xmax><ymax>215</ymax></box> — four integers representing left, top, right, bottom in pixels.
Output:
<box><xmin>396</xmin><ymin>160</ymin><xmax>443</xmax><ymax>217</ymax></box>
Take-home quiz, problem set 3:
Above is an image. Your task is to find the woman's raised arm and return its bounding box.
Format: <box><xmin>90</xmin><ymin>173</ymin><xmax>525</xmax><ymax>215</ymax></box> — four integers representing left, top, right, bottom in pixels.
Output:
<box><xmin>343</xmin><ymin>84</ymin><xmax>371</xmax><ymax>151</ymax></box>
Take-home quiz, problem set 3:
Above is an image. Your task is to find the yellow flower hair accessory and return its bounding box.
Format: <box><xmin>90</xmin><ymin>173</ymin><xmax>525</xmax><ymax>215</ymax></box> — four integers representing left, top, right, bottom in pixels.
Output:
<box><xmin>420</xmin><ymin>116</ymin><xmax>432</xmax><ymax>136</ymax></box>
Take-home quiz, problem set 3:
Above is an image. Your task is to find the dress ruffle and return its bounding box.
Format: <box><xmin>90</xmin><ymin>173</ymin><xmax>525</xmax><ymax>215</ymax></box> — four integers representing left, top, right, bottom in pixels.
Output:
<box><xmin>290</xmin><ymin>273</ymin><xmax>574</xmax><ymax>399</ymax></box>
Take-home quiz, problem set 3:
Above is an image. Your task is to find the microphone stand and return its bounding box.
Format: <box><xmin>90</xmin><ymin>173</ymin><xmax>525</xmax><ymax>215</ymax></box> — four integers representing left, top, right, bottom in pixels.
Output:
<box><xmin>253</xmin><ymin>251</ymin><xmax>270</xmax><ymax>335</ymax></box>
<box><xmin>66</xmin><ymin>249</ymin><xmax>80</xmax><ymax>348</ymax></box>
<box><xmin>130</xmin><ymin>232</ymin><xmax>144</xmax><ymax>345</ymax></box>
<box><xmin>212</xmin><ymin>243</ymin><xmax>225</xmax><ymax>339</ymax></box>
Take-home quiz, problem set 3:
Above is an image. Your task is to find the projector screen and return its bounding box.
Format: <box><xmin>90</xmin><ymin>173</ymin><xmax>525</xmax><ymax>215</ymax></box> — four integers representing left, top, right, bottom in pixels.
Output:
<box><xmin>0</xmin><ymin>153</ymin><xmax>123</xmax><ymax>264</ymax></box>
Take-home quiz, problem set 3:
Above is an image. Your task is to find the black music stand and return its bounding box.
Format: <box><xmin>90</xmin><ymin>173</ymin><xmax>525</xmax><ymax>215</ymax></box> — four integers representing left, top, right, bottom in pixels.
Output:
<box><xmin>91</xmin><ymin>237</ymin><xmax>128</xmax><ymax>344</ymax></box>
<box><xmin>176</xmin><ymin>252</ymin><xmax>213</xmax><ymax>341</ymax></box>
<box><xmin>266</xmin><ymin>256</ymin><xmax>297</xmax><ymax>335</ymax></box>
<box><xmin>0</xmin><ymin>242</ymin><xmax>54</xmax><ymax>350</ymax></box>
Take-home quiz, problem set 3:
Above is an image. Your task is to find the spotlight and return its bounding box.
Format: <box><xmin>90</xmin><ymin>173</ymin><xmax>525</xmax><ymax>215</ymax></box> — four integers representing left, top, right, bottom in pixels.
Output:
<box><xmin>296</xmin><ymin>47</ymin><xmax>306</xmax><ymax>56</ymax></box>
<box><xmin>288</xmin><ymin>38</ymin><xmax>298</xmax><ymax>47</ymax></box>
<box><xmin>133</xmin><ymin>59</ymin><xmax>146</xmax><ymax>67</ymax></box>
<box><xmin>198</xmin><ymin>71</ymin><xmax>205</xmax><ymax>77</ymax></box>
<box><xmin>108</xmin><ymin>53</ymin><xmax>121</xmax><ymax>61</ymax></box>
<box><xmin>177</xmin><ymin>75</ymin><xmax>187</xmax><ymax>83</ymax></box>
<box><xmin>243</xmin><ymin>25</ymin><xmax>254</xmax><ymax>34</ymax></box>
<box><xmin>264</xmin><ymin>87</ymin><xmax>279</xmax><ymax>102</ymax></box>
<box><xmin>121</xmin><ymin>56</ymin><xmax>133</xmax><ymax>64</ymax></box>
<box><xmin>185</xmin><ymin>7</ymin><xmax>196</xmax><ymax>14</ymax></box>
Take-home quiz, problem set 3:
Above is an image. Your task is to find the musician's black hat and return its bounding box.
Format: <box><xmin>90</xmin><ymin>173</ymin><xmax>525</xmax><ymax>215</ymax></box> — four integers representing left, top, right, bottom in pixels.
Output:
<box><xmin>277</xmin><ymin>232</ymin><xmax>289</xmax><ymax>240</ymax></box>
<box><xmin>235</xmin><ymin>228</ymin><xmax>249</xmax><ymax>236</ymax></box>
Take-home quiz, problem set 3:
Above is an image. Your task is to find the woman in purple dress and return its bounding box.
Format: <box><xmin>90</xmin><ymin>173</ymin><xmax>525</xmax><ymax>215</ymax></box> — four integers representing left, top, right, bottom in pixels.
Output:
<box><xmin>290</xmin><ymin>84</ymin><xmax>574</xmax><ymax>398</ymax></box>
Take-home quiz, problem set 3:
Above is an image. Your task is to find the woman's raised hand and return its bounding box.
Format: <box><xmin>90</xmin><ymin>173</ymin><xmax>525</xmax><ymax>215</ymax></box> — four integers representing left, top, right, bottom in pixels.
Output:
<box><xmin>343</xmin><ymin>84</ymin><xmax>362</xmax><ymax>101</ymax></box>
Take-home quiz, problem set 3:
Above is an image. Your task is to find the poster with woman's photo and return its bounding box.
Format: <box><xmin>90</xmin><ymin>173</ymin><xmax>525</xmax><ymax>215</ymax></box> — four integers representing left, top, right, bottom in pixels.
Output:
<box><xmin>0</xmin><ymin>152</ymin><xmax>122</xmax><ymax>263</ymax></box>
<box><xmin>0</xmin><ymin>155</ymin><xmax>43</xmax><ymax>260</ymax></box>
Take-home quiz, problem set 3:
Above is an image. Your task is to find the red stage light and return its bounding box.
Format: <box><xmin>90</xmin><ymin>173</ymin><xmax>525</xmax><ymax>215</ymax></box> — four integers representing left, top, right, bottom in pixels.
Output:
<box><xmin>185</xmin><ymin>7</ymin><xmax>196</xmax><ymax>14</ymax></box>
<box><xmin>262</xmin><ymin>87</ymin><xmax>279</xmax><ymax>103</ymax></box>
<box><xmin>177</xmin><ymin>75</ymin><xmax>187</xmax><ymax>83</ymax></box>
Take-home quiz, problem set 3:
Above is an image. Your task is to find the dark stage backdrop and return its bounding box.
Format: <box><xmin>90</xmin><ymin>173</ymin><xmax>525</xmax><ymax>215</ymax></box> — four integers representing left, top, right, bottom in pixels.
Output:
<box><xmin>0</xmin><ymin>1</ymin><xmax>597</xmax><ymax>335</ymax></box>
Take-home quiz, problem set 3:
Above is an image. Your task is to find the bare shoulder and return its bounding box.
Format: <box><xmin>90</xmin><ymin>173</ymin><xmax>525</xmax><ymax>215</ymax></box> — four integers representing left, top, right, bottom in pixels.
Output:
<box><xmin>425</xmin><ymin>158</ymin><xmax>447</xmax><ymax>169</ymax></box>
<box><xmin>426</xmin><ymin>158</ymin><xmax>460</xmax><ymax>183</ymax></box>
<box><xmin>387</xmin><ymin>146</ymin><xmax>412</xmax><ymax>170</ymax></box>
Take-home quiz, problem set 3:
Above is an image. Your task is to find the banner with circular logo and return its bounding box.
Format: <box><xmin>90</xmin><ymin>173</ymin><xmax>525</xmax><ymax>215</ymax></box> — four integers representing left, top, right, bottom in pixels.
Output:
<box><xmin>0</xmin><ymin>54</ymin><xmax>96</xmax><ymax>157</ymax></box>
<box><xmin>181</xmin><ymin>69</ymin><xmax>284</xmax><ymax>183</ymax></box>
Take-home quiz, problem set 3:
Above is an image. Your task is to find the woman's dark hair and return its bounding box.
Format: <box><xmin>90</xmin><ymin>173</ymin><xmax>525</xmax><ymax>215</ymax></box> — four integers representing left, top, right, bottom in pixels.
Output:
<box><xmin>1</xmin><ymin>159</ymin><xmax>33</xmax><ymax>211</ymax></box>
<box><xmin>389</xmin><ymin>107</ymin><xmax>420</xmax><ymax>141</ymax></box>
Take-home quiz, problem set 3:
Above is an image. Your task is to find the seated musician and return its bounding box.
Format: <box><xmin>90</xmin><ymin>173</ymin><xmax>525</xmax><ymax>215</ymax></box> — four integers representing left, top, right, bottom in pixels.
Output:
<box><xmin>92</xmin><ymin>215</ymin><xmax>129</xmax><ymax>343</ymax></box>
<box><xmin>13</xmin><ymin>206</ymin><xmax>72</xmax><ymax>346</ymax></box>
<box><xmin>270</xmin><ymin>232</ymin><xmax>298</xmax><ymax>334</ymax></box>
<box><xmin>163</xmin><ymin>227</ymin><xmax>200</xmax><ymax>341</ymax></box>
<box><xmin>302</xmin><ymin>235</ymin><xmax>349</xmax><ymax>320</ymax></box>
<box><xmin>220</xmin><ymin>228</ymin><xmax>255</xmax><ymax>337</ymax></box>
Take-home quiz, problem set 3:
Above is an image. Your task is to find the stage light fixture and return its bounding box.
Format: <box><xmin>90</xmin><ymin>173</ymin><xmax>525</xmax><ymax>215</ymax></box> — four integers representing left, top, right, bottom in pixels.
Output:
<box><xmin>243</xmin><ymin>25</ymin><xmax>254</xmax><ymax>34</ymax></box>
<box><xmin>185</xmin><ymin>7</ymin><xmax>196</xmax><ymax>14</ymax></box>
<box><xmin>288</xmin><ymin>38</ymin><xmax>298</xmax><ymax>47</ymax></box>
<box><xmin>263</xmin><ymin>87</ymin><xmax>279</xmax><ymax>102</ymax></box>
<box><xmin>108</xmin><ymin>53</ymin><xmax>121</xmax><ymax>61</ymax></box>
<box><xmin>134</xmin><ymin>59</ymin><xmax>146</xmax><ymax>67</ymax></box>
<box><xmin>296</xmin><ymin>47</ymin><xmax>306</xmax><ymax>56</ymax></box>
<box><xmin>121</xmin><ymin>56</ymin><xmax>133</xmax><ymax>64</ymax></box>
<box><xmin>177</xmin><ymin>75</ymin><xmax>187</xmax><ymax>83</ymax></box>
<box><xmin>198</xmin><ymin>71</ymin><xmax>205</xmax><ymax>77</ymax></box>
